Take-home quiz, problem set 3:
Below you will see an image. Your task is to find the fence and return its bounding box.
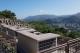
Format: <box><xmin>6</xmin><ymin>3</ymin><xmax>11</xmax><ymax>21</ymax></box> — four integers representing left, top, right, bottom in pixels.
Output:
<box><xmin>40</xmin><ymin>38</ymin><xmax>80</xmax><ymax>53</ymax></box>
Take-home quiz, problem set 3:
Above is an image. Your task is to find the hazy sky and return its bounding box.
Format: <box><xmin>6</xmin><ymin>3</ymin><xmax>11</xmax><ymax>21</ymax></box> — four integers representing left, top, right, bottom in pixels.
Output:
<box><xmin>0</xmin><ymin>0</ymin><xmax>80</xmax><ymax>19</ymax></box>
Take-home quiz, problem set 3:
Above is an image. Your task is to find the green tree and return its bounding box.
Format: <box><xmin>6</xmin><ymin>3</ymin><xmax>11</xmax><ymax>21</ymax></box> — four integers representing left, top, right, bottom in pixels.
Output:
<box><xmin>28</xmin><ymin>21</ymin><xmax>80</xmax><ymax>38</ymax></box>
<box><xmin>0</xmin><ymin>10</ymin><xmax>16</xmax><ymax>19</ymax></box>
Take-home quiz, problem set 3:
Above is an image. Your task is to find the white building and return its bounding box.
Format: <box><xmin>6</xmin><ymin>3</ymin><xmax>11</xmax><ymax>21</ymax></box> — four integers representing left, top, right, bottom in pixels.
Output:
<box><xmin>0</xmin><ymin>23</ymin><xmax>60</xmax><ymax>53</ymax></box>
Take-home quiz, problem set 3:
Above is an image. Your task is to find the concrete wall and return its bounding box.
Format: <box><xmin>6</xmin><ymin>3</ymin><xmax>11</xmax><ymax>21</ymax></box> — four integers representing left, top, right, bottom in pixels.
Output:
<box><xmin>17</xmin><ymin>33</ymin><xmax>39</xmax><ymax>53</ymax></box>
<box><xmin>1</xmin><ymin>26</ymin><xmax>6</xmax><ymax>33</ymax></box>
<box><xmin>0</xmin><ymin>26</ymin><xmax>16</xmax><ymax>39</ymax></box>
<box><xmin>7</xmin><ymin>28</ymin><xmax>16</xmax><ymax>36</ymax></box>
<box><xmin>0</xmin><ymin>26</ymin><xmax>7</xmax><ymax>36</ymax></box>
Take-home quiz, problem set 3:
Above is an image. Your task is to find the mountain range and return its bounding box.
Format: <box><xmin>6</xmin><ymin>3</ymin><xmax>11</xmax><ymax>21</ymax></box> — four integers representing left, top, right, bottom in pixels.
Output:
<box><xmin>24</xmin><ymin>13</ymin><xmax>80</xmax><ymax>23</ymax></box>
<box><xmin>24</xmin><ymin>13</ymin><xmax>80</xmax><ymax>31</ymax></box>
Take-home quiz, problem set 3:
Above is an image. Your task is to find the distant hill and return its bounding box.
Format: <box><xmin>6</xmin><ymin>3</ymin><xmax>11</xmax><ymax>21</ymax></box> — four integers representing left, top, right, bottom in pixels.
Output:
<box><xmin>60</xmin><ymin>15</ymin><xmax>80</xmax><ymax>24</ymax></box>
<box><xmin>24</xmin><ymin>13</ymin><xmax>80</xmax><ymax>24</ymax></box>
<box><xmin>24</xmin><ymin>15</ymin><xmax>58</xmax><ymax>22</ymax></box>
<box><xmin>24</xmin><ymin>13</ymin><xmax>80</xmax><ymax>31</ymax></box>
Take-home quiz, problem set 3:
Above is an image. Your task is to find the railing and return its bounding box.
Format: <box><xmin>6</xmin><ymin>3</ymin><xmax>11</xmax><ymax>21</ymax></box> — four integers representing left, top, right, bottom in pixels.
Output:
<box><xmin>40</xmin><ymin>37</ymin><xmax>80</xmax><ymax>53</ymax></box>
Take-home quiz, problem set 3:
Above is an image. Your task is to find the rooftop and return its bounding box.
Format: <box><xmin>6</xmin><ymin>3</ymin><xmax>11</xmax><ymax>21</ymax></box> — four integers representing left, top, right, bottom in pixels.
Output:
<box><xmin>1</xmin><ymin>24</ymin><xmax>29</xmax><ymax>31</ymax></box>
<box><xmin>1</xmin><ymin>24</ymin><xmax>60</xmax><ymax>41</ymax></box>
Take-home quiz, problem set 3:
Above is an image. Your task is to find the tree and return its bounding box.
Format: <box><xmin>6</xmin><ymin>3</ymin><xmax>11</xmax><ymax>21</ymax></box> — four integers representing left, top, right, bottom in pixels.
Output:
<box><xmin>28</xmin><ymin>21</ymin><xmax>80</xmax><ymax>38</ymax></box>
<box><xmin>0</xmin><ymin>10</ymin><xmax>16</xmax><ymax>19</ymax></box>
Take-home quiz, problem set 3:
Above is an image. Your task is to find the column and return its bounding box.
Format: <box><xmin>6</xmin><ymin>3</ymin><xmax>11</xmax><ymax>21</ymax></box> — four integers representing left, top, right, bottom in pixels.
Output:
<box><xmin>56</xmin><ymin>37</ymin><xmax>58</xmax><ymax>47</ymax></box>
<box><xmin>56</xmin><ymin>37</ymin><xmax>58</xmax><ymax>53</ymax></box>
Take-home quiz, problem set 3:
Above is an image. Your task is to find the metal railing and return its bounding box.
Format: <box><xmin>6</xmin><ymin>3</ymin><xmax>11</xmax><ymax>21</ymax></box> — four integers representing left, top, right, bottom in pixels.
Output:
<box><xmin>40</xmin><ymin>37</ymin><xmax>80</xmax><ymax>53</ymax></box>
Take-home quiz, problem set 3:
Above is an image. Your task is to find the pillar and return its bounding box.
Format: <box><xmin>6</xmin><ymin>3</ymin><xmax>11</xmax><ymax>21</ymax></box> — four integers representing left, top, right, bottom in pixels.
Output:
<box><xmin>56</xmin><ymin>37</ymin><xmax>58</xmax><ymax>47</ymax></box>
<box><xmin>56</xmin><ymin>37</ymin><xmax>58</xmax><ymax>53</ymax></box>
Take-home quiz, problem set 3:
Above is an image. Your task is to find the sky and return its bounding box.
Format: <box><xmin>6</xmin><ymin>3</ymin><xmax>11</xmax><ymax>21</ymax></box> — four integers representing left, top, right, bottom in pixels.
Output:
<box><xmin>0</xmin><ymin>0</ymin><xmax>80</xmax><ymax>19</ymax></box>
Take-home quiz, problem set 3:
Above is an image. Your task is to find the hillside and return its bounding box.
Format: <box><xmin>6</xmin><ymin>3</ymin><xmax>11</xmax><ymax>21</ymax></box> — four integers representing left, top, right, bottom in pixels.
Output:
<box><xmin>24</xmin><ymin>13</ymin><xmax>80</xmax><ymax>23</ymax></box>
<box><xmin>24</xmin><ymin>15</ymin><xmax>58</xmax><ymax>22</ymax></box>
<box><xmin>24</xmin><ymin>13</ymin><xmax>80</xmax><ymax>31</ymax></box>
